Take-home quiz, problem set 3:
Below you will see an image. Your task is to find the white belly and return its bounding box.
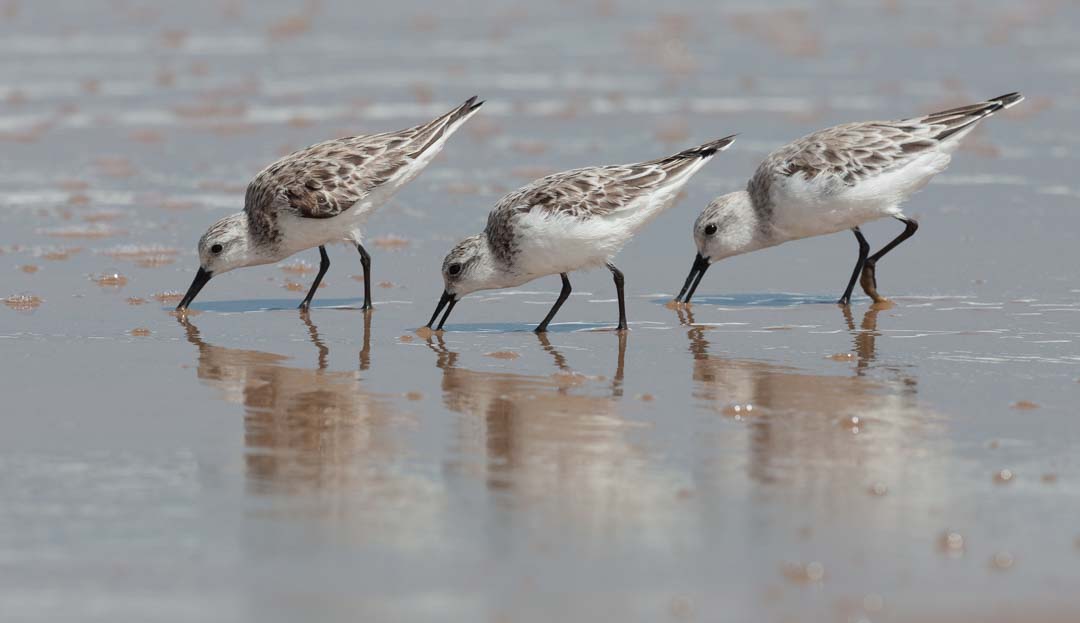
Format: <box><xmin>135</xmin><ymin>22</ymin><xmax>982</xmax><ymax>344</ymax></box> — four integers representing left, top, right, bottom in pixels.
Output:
<box><xmin>513</xmin><ymin>212</ymin><xmax>631</xmax><ymax>278</ymax></box>
<box><xmin>769</xmin><ymin>151</ymin><xmax>949</xmax><ymax>240</ymax></box>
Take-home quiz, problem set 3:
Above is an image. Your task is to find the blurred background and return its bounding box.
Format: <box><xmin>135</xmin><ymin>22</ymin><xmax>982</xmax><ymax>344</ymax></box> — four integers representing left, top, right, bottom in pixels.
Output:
<box><xmin>1</xmin><ymin>1</ymin><xmax>1077</xmax><ymax>622</ymax></box>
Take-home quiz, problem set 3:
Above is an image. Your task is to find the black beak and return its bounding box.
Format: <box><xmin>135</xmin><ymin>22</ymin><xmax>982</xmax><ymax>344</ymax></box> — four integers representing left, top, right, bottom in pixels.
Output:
<box><xmin>674</xmin><ymin>253</ymin><xmax>710</xmax><ymax>304</ymax></box>
<box><xmin>177</xmin><ymin>267</ymin><xmax>213</xmax><ymax>311</ymax></box>
<box><xmin>425</xmin><ymin>290</ymin><xmax>458</xmax><ymax>331</ymax></box>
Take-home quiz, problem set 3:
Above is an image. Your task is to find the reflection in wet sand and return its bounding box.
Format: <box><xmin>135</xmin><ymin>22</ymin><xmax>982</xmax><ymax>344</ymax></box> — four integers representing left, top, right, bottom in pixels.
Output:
<box><xmin>427</xmin><ymin>333</ymin><xmax>686</xmax><ymax>536</ymax></box>
<box><xmin>676</xmin><ymin>306</ymin><xmax>939</xmax><ymax>497</ymax></box>
<box><xmin>178</xmin><ymin>315</ymin><xmax>443</xmax><ymax>538</ymax></box>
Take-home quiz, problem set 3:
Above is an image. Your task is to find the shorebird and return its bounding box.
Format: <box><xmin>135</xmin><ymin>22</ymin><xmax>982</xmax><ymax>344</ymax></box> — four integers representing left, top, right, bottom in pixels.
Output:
<box><xmin>176</xmin><ymin>96</ymin><xmax>484</xmax><ymax>312</ymax></box>
<box><xmin>423</xmin><ymin>136</ymin><xmax>736</xmax><ymax>333</ymax></box>
<box><xmin>674</xmin><ymin>92</ymin><xmax>1023</xmax><ymax>306</ymax></box>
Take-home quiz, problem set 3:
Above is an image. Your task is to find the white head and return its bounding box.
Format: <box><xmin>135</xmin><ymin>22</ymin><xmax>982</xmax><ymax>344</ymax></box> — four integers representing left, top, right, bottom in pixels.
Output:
<box><xmin>177</xmin><ymin>213</ymin><xmax>254</xmax><ymax>310</ymax></box>
<box><xmin>674</xmin><ymin>190</ymin><xmax>764</xmax><ymax>304</ymax></box>
<box><xmin>424</xmin><ymin>234</ymin><xmax>505</xmax><ymax>330</ymax></box>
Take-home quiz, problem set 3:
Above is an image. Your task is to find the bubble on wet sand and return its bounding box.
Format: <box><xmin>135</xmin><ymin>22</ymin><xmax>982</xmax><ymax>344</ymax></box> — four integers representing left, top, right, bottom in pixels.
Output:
<box><xmin>989</xmin><ymin>551</ymin><xmax>1015</xmax><ymax>571</ymax></box>
<box><xmin>993</xmin><ymin>469</ymin><xmax>1015</xmax><ymax>484</ymax></box>
<box><xmin>938</xmin><ymin>530</ymin><xmax>965</xmax><ymax>557</ymax></box>
<box><xmin>868</xmin><ymin>482</ymin><xmax>888</xmax><ymax>497</ymax></box>
<box><xmin>94</xmin><ymin>273</ymin><xmax>128</xmax><ymax>287</ymax></box>
<box><xmin>827</xmin><ymin>352</ymin><xmax>855</xmax><ymax>361</ymax></box>
<box><xmin>722</xmin><ymin>403</ymin><xmax>754</xmax><ymax>419</ymax></box>
<box><xmin>781</xmin><ymin>561</ymin><xmax>825</xmax><ymax>584</ymax></box>
<box><xmin>839</xmin><ymin>415</ymin><xmax>864</xmax><ymax>433</ymax></box>
<box><xmin>130</xmin><ymin>328</ymin><xmax>151</xmax><ymax>337</ymax></box>
<box><xmin>4</xmin><ymin>294</ymin><xmax>42</xmax><ymax>310</ymax></box>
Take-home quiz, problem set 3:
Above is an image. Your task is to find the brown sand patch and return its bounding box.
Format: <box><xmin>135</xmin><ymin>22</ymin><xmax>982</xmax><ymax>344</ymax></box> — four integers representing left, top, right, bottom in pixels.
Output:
<box><xmin>41</xmin><ymin>248</ymin><xmax>82</xmax><ymax>261</ymax></box>
<box><xmin>485</xmin><ymin>351</ymin><xmax>520</xmax><ymax>360</ymax></box>
<box><xmin>94</xmin><ymin>273</ymin><xmax>128</xmax><ymax>287</ymax></box>
<box><xmin>67</xmin><ymin>193</ymin><xmax>91</xmax><ymax>205</ymax></box>
<box><xmin>1011</xmin><ymin>400</ymin><xmax>1039</xmax><ymax>410</ymax></box>
<box><xmin>414</xmin><ymin>326</ymin><xmax>436</xmax><ymax>339</ymax></box>
<box><xmin>372</xmin><ymin>235</ymin><xmax>410</xmax><ymax>249</ymax></box>
<box><xmin>126</xmin><ymin>297</ymin><xmax>148</xmax><ymax>305</ymax></box>
<box><xmin>405</xmin><ymin>391</ymin><xmax>423</xmax><ymax>401</ymax></box>
<box><xmin>58</xmin><ymin>180</ymin><xmax>89</xmax><ymax>192</ymax></box>
<box><xmin>398</xmin><ymin>335</ymin><xmax>414</xmax><ymax>343</ymax></box>
<box><xmin>279</xmin><ymin>261</ymin><xmax>314</xmax><ymax>274</ymax></box>
<box><xmin>39</xmin><ymin>224</ymin><xmax>125</xmax><ymax>239</ymax></box>
<box><xmin>377</xmin><ymin>281</ymin><xmax>395</xmax><ymax>289</ymax></box>
<box><xmin>94</xmin><ymin>156</ymin><xmax>136</xmax><ymax>178</ymax></box>
<box><xmin>153</xmin><ymin>291</ymin><xmax>184</xmax><ymax>304</ymax></box>
<box><xmin>20</xmin><ymin>264</ymin><xmax>39</xmax><ymax>273</ymax></box>
<box><xmin>827</xmin><ymin>352</ymin><xmax>855</xmax><ymax>361</ymax></box>
<box><xmin>780</xmin><ymin>561</ymin><xmax>825</xmax><ymax>584</ymax></box>
<box><xmin>83</xmin><ymin>210</ymin><xmax>125</xmax><ymax>222</ymax></box>
<box><xmin>130</xmin><ymin>328</ymin><xmax>151</xmax><ymax>337</ymax></box>
<box><xmin>283</xmin><ymin>281</ymin><xmax>305</xmax><ymax>292</ymax></box>
<box><xmin>4</xmin><ymin>294</ymin><xmax>42</xmax><ymax>310</ymax></box>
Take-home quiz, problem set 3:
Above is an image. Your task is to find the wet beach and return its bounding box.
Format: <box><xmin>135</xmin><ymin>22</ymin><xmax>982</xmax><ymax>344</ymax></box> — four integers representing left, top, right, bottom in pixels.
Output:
<box><xmin>1</xmin><ymin>1</ymin><xmax>1079</xmax><ymax>621</ymax></box>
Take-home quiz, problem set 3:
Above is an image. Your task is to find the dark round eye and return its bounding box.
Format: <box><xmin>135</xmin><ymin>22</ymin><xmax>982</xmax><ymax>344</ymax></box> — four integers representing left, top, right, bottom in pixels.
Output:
<box><xmin>210</xmin><ymin>244</ymin><xmax>223</xmax><ymax>254</ymax></box>
<box><xmin>704</xmin><ymin>224</ymin><xmax>717</xmax><ymax>236</ymax></box>
<box><xmin>447</xmin><ymin>263</ymin><xmax>462</xmax><ymax>276</ymax></box>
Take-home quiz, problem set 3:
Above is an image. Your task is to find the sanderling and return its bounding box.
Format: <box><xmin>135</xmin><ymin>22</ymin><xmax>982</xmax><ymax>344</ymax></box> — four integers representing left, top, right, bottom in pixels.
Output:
<box><xmin>424</xmin><ymin>135</ymin><xmax>736</xmax><ymax>333</ymax></box>
<box><xmin>176</xmin><ymin>96</ymin><xmax>484</xmax><ymax>312</ymax></box>
<box><xmin>674</xmin><ymin>92</ymin><xmax>1023</xmax><ymax>306</ymax></box>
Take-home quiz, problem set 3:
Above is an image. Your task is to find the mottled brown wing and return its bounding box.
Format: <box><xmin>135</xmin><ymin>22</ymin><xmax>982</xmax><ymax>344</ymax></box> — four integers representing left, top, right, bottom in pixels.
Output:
<box><xmin>245</xmin><ymin>96</ymin><xmax>483</xmax><ymax>221</ymax></box>
<box><xmin>757</xmin><ymin>122</ymin><xmax>938</xmax><ymax>188</ymax></box>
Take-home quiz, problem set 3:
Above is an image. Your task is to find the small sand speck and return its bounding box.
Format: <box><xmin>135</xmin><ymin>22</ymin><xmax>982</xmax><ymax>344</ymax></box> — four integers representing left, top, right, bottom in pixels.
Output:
<box><xmin>283</xmin><ymin>281</ymin><xmax>305</xmax><ymax>292</ymax></box>
<box><xmin>377</xmin><ymin>281</ymin><xmax>395</xmax><ymax>288</ymax></box>
<box><xmin>990</xmin><ymin>551</ymin><xmax>1014</xmax><ymax>571</ymax></box>
<box><xmin>130</xmin><ymin>328</ymin><xmax>151</xmax><ymax>337</ymax></box>
<box><xmin>638</xmin><ymin>393</ymin><xmax>655</xmax><ymax>402</ymax></box>
<box><xmin>126</xmin><ymin>297</ymin><xmax>147</xmax><ymax>305</ymax></box>
<box><xmin>398</xmin><ymin>335</ymin><xmax>414</xmax><ymax>343</ymax></box>
<box><xmin>485</xmin><ymin>351</ymin><xmax>520</xmax><ymax>360</ymax></box>
<box><xmin>20</xmin><ymin>264</ymin><xmax>39</xmax><ymax>273</ymax></box>
<box><xmin>279</xmin><ymin>261</ymin><xmax>314</xmax><ymax>274</ymax></box>
<box><xmin>939</xmin><ymin>530</ymin><xmax>965</xmax><ymax>556</ymax></box>
<box><xmin>405</xmin><ymin>391</ymin><xmax>423</xmax><ymax>401</ymax></box>
<box><xmin>4</xmin><ymin>294</ymin><xmax>42</xmax><ymax>310</ymax></box>
<box><xmin>780</xmin><ymin>561</ymin><xmax>825</xmax><ymax>584</ymax></box>
<box><xmin>1011</xmin><ymin>400</ymin><xmax>1039</xmax><ymax>410</ymax></box>
<box><xmin>1041</xmin><ymin>473</ymin><xmax>1058</xmax><ymax>484</ymax></box>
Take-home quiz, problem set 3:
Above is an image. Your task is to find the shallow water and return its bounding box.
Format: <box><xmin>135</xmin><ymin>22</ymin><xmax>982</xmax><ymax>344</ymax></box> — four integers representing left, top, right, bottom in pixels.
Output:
<box><xmin>2</xmin><ymin>1</ymin><xmax>1079</xmax><ymax>621</ymax></box>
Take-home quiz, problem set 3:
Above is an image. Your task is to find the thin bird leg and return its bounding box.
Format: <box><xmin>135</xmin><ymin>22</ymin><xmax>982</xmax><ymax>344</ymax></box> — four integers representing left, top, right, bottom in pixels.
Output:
<box><xmin>838</xmin><ymin>227</ymin><xmax>870</xmax><ymax>306</ymax></box>
<box><xmin>299</xmin><ymin>246</ymin><xmax>330</xmax><ymax>311</ymax></box>
<box><xmin>535</xmin><ymin>273</ymin><xmax>572</xmax><ymax>333</ymax></box>
<box><xmin>357</xmin><ymin>243</ymin><xmax>373</xmax><ymax>310</ymax></box>
<box><xmin>607</xmin><ymin>262</ymin><xmax>628</xmax><ymax>331</ymax></box>
<box><xmin>859</xmin><ymin>217</ymin><xmax>919</xmax><ymax>303</ymax></box>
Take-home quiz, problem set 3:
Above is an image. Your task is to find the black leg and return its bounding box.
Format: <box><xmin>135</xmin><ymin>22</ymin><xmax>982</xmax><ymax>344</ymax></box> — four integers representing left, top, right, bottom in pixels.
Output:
<box><xmin>860</xmin><ymin>217</ymin><xmax>919</xmax><ymax>303</ymax></box>
<box><xmin>838</xmin><ymin>227</ymin><xmax>870</xmax><ymax>306</ymax></box>
<box><xmin>535</xmin><ymin>273</ymin><xmax>571</xmax><ymax>333</ymax></box>
<box><xmin>607</xmin><ymin>262</ymin><xmax>627</xmax><ymax>331</ymax></box>
<box><xmin>299</xmin><ymin>245</ymin><xmax>330</xmax><ymax>311</ymax></box>
<box><xmin>357</xmin><ymin>243</ymin><xmax>373</xmax><ymax>310</ymax></box>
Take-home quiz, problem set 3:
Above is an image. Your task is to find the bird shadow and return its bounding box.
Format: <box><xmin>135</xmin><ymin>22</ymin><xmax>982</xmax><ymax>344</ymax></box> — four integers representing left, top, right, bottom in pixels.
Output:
<box><xmin>654</xmin><ymin>292</ymin><xmax>843</xmax><ymax>308</ymax></box>
<box><xmin>168</xmin><ymin>297</ymin><xmax>366</xmax><ymax>313</ymax></box>
<box><xmin>436</xmin><ymin>321</ymin><xmax>610</xmax><ymax>334</ymax></box>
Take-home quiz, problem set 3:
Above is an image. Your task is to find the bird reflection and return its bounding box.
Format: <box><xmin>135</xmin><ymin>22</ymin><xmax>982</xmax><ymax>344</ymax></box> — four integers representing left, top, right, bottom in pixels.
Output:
<box><xmin>177</xmin><ymin>313</ymin><xmax>400</xmax><ymax>497</ymax></box>
<box><xmin>674</xmin><ymin>305</ymin><xmax>931</xmax><ymax>491</ymax></box>
<box><xmin>424</xmin><ymin>333</ymin><xmax>681</xmax><ymax>535</ymax></box>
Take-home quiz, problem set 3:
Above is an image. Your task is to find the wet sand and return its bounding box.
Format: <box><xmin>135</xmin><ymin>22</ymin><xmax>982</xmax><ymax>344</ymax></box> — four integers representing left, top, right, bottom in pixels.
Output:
<box><xmin>2</xmin><ymin>1</ymin><xmax>1079</xmax><ymax>621</ymax></box>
